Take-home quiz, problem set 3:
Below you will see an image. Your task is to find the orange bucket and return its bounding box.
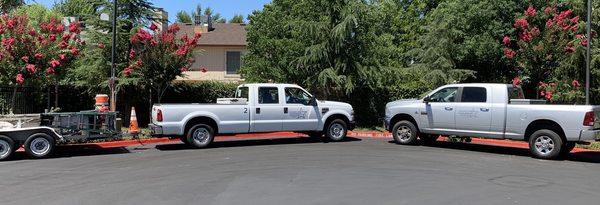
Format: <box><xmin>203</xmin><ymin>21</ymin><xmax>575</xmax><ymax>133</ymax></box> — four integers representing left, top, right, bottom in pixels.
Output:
<box><xmin>95</xmin><ymin>94</ymin><xmax>109</xmax><ymax>106</ymax></box>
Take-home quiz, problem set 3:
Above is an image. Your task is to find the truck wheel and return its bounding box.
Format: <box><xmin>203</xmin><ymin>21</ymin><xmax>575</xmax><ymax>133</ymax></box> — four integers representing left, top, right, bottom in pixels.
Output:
<box><xmin>392</xmin><ymin>120</ymin><xmax>419</xmax><ymax>145</ymax></box>
<box><xmin>528</xmin><ymin>129</ymin><xmax>563</xmax><ymax>160</ymax></box>
<box><xmin>186</xmin><ymin>124</ymin><xmax>215</xmax><ymax>148</ymax></box>
<box><xmin>24</xmin><ymin>133</ymin><xmax>55</xmax><ymax>159</ymax></box>
<box><xmin>420</xmin><ymin>134</ymin><xmax>439</xmax><ymax>144</ymax></box>
<box><xmin>326</xmin><ymin>119</ymin><xmax>347</xmax><ymax>141</ymax></box>
<box><xmin>0</xmin><ymin>135</ymin><xmax>15</xmax><ymax>161</ymax></box>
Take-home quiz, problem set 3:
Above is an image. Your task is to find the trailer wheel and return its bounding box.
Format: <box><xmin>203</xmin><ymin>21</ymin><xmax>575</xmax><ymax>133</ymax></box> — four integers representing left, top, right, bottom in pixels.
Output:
<box><xmin>186</xmin><ymin>124</ymin><xmax>215</xmax><ymax>149</ymax></box>
<box><xmin>24</xmin><ymin>133</ymin><xmax>55</xmax><ymax>159</ymax></box>
<box><xmin>0</xmin><ymin>135</ymin><xmax>15</xmax><ymax>161</ymax></box>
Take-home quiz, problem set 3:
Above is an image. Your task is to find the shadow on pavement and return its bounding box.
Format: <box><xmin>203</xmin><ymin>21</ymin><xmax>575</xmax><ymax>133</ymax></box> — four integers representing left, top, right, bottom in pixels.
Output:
<box><xmin>388</xmin><ymin>140</ymin><xmax>600</xmax><ymax>163</ymax></box>
<box><xmin>7</xmin><ymin>144</ymin><xmax>130</xmax><ymax>161</ymax></box>
<box><xmin>156</xmin><ymin>136</ymin><xmax>362</xmax><ymax>151</ymax></box>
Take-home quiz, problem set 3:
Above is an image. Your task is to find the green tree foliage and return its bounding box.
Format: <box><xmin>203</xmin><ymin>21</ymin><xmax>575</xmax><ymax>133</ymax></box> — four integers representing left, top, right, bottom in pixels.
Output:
<box><xmin>176</xmin><ymin>10</ymin><xmax>192</xmax><ymax>23</ymax></box>
<box><xmin>0</xmin><ymin>0</ymin><xmax>23</xmax><ymax>13</ymax></box>
<box><xmin>229</xmin><ymin>14</ymin><xmax>244</xmax><ymax>23</ymax></box>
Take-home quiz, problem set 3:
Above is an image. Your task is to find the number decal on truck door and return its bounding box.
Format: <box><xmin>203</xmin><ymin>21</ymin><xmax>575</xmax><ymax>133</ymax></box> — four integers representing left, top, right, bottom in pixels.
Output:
<box><xmin>243</xmin><ymin>108</ymin><xmax>248</xmax><ymax>113</ymax></box>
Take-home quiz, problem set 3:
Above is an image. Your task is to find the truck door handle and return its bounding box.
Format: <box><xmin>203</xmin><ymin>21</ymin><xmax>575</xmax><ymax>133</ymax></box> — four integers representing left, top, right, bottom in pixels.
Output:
<box><xmin>480</xmin><ymin>108</ymin><xmax>490</xmax><ymax>112</ymax></box>
<box><xmin>284</xmin><ymin>107</ymin><xmax>288</xmax><ymax>114</ymax></box>
<box><xmin>256</xmin><ymin>108</ymin><xmax>261</xmax><ymax>114</ymax></box>
<box><xmin>444</xmin><ymin>107</ymin><xmax>453</xmax><ymax>111</ymax></box>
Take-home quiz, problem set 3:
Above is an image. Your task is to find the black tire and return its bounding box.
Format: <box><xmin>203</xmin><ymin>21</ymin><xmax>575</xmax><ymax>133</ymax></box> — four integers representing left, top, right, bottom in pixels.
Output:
<box><xmin>420</xmin><ymin>134</ymin><xmax>439</xmax><ymax>144</ymax></box>
<box><xmin>325</xmin><ymin>119</ymin><xmax>347</xmax><ymax>141</ymax></box>
<box><xmin>24</xmin><ymin>133</ymin><xmax>55</xmax><ymax>159</ymax></box>
<box><xmin>0</xmin><ymin>135</ymin><xmax>15</xmax><ymax>161</ymax></box>
<box><xmin>392</xmin><ymin>120</ymin><xmax>419</xmax><ymax>145</ymax></box>
<box><xmin>560</xmin><ymin>142</ymin><xmax>576</xmax><ymax>157</ymax></box>
<box><xmin>186</xmin><ymin>124</ymin><xmax>215</xmax><ymax>148</ymax></box>
<box><xmin>528</xmin><ymin>129</ymin><xmax>563</xmax><ymax>160</ymax></box>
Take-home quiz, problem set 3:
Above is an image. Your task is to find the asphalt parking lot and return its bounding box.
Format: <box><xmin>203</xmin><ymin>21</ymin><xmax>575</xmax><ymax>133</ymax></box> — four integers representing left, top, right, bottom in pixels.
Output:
<box><xmin>1</xmin><ymin>136</ymin><xmax>600</xmax><ymax>205</ymax></box>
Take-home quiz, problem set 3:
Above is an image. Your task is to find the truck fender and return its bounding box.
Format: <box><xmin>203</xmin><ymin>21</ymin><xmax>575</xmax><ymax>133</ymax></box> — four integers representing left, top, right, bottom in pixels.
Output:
<box><xmin>319</xmin><ymin>110</ymin><xmax>352</xmax><ymax>131</ymax></box>
<box><xmin>180</xmin><ymin>112</ymin><xmax>221</xmax><ymax>135</ymax></box>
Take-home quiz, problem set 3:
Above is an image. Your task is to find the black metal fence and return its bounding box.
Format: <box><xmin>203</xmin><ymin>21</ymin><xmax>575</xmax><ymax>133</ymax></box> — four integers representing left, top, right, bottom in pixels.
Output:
<box><xmin>0</xmin><ymin>87</ymin><xmax>46</xmax><ymax>115</ymax></box>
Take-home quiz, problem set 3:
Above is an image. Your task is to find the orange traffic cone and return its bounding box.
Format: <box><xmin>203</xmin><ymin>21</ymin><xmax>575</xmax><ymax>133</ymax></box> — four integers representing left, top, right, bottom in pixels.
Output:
<box><xmin>129</xmin><ymin>107</ymin><xmax>140</xmax><ymax>134</ymax></box>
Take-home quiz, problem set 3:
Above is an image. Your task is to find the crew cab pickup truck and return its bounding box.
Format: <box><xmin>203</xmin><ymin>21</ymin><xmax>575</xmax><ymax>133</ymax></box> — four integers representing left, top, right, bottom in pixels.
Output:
<box><xmin>385</xmin><ymin>83</ymin><xmax>600</xmax><ymax>159</ymax></box>
<box><xmin>150</xmin><ymin>83</ymin><xmax>355</xmax><ymax>148</ymax></box>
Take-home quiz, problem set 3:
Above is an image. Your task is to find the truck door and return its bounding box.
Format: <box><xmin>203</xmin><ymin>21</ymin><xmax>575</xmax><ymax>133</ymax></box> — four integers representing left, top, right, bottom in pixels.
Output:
<box><xmin>282</xmin><ymin>87</ymin><xmax>319</xmax><ymax>131</ymax></box>
<box><xmin>454</xmin><ymin>86</ymin><xmax>492</xmax><ymax>134</ymax></box>
<box><xmin>250</xmin><ymin>86</ymin><xmax>284</xmax><ymax>132</ymax></box>
<box><xmin>422</xmin><ymin>87</ymin><xmax>458</xmax><ymax>131</ymax></box>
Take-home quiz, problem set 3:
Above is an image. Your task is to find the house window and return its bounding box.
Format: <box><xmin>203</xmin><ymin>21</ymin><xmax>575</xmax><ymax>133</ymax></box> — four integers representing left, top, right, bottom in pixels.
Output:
<box><xmin>226</xmin><ymin>51</ymin><xmax>241</xmax><ymax>75</ymax></box>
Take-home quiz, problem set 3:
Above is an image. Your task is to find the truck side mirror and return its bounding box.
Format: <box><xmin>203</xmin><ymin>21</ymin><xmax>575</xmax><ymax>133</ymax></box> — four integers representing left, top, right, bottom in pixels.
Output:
<box><xmin>423</xmin><ymin>96</ymin><xmax>431</xmax><ymax>103</ymax></box>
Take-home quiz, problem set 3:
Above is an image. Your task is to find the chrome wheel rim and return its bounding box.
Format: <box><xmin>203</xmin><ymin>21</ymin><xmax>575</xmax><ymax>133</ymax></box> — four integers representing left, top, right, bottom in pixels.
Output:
<box><xmin>30</xmin><ymin>137</ymin><xmax>50</xmax><ymax>156</ymax></box>
<box><xmin>534</xmin><ymin>136</ymin><xmax>555</xmax><ymax>155</ymax></box>
<box><xmin>0</xmin><ymin>140</ymin><xmax>11</xmax><ymax>159</ymax></box>
<box><xmin>192</xmin><ymin>128</ymin><xmax>211</xmax><ymax>145</ymax></box>
<box><xmin>329</xmin><ymin>123</ymin><xmax>345</xmax><ymax>139</ymax></box>
<box><xmin>396</xmin><ymin>126</ymin><xmax>412</xmax><ymax>142</ymax></box>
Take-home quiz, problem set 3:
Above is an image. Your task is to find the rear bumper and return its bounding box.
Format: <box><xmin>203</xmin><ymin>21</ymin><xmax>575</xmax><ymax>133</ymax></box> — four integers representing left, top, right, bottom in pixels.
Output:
<box><xmin>579</xmin><ymin>129</ymin><xmax>600</xmax><ymax>141</ymax></box>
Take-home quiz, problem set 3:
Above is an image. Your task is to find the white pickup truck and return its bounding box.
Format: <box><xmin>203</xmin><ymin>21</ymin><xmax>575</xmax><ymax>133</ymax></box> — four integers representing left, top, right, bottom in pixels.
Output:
<box><xmin>385</xmin><ymin>83</ymin><xmax>600</xmax><ymax>159</ymax></box>
<box><xmin>150</xmin><ymin>83</ymin><xmax>355</xmax><ymax>148</ymax></box>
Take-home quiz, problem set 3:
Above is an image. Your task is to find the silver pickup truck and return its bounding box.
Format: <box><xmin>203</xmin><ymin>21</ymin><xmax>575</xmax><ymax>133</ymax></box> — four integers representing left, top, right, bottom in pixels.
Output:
<box><xmin>150</xmin><ymin>83</ymin><xmax>355</xmax><ymax>148</ymax></box>
<box><xmin>385</xmin><ymin>83</ymin><xmax>600</xmax><ymax>159</ymax></box>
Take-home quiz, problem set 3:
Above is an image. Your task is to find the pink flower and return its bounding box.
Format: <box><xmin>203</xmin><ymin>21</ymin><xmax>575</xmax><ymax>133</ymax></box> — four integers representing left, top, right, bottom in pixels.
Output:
<box><xmin>519</xmin><ymin>30</ymin><xmax>533</xmax><ymax>42</ymax></box>
<box><xmin>565</xmin><ymin>44</ymin><xmax>575</xmax><ymax>54</ymax></box>
<box><xmin>68</xmin><ymin>21</ymin><xmax>80</xmax><ymax>33</ymax></box>
<box><xmin>50</xmin><ymin>59</ymin><xmax>61</xmax><ymax>68</ymax></box>
<box><xmin>48</xmin><ymin>34</ymin><xmax>57</xmax><ymax>42</ymax></box>
<box><xmin>98</xmin><ymin>43</ymin><xmax>105</xmax><ymax>49</ymax></box>
<box><xmin>59</xmin><ymin>54</ymin><xmax>66</xmax><ymax>61</ymax></box>
<box><xmin>15</xmin><ymin>74</ymin><xmax>24</xmax><ymax>84</ymax></box>
<box><xmin>545</xmin><ymin>91</ymin><xmax>553</xmax><ymax>101</ymax></box>
<box><xmin>175</xmin><ymin>46</ymin><xmax>188</xmax><ymax>56</ymax></box>
<box><xmin>129</xmin><ymin>49</ymin><xmax>135</xmax><ymax>59</ymax></box>
<box><xmin>546</xmin><ymin>19</ymin><xmax>554</xmax><ymax>28</ymax></box>
<box><xmin>512</xmin><ymin>77</ymin><xmax>521</xmax><ymax>86</ymax></box>
<box><xmin>6</xmin><ymin>19</ymin><xmax>15</xmax><ymax>29</ymax></box>
<box><xmin>123</xmin><ymin>66</ymin><xmax>133</xmax><ymax>76</ymax></box>
<box><xmin>54</xmin><ymin>24</ymin><xmax>64</xmax><ymax>33</ymax></box>
<box><xmin>544</xmin><ymin>7</ymin><xmax>554</xmax><ymax>14</ymax></box>
<box><xmin>70</xmin><ymin>47</ymin><xmax>79</xmax><ymax>56</ymax></box>
<box><xmin>581</xmin><ymin>39</ymin><xmax>588</xmax><ymax>47</ymax></box>
<box><xmin>572</xmin><ymin>80</ymin><xmax>581</xmax><ymax>88</ymax></box>
<box><xmin>525</xmin><ymin>6</ymin><xmax>536</xmax><ymax>17</ymax></box>
<box><xmin>59</xmin><ymin>41</ymin><xmax>69</xmax><ymax>49</ymax></box>
<box><xmin>502</xmin><ymin>36</ymin><xmax>511</xmax><ymax>46</ymax></box>
<box><xmin>514</xmin><ymin>18</ymin><xmax>529</xmax><ymax>29</ymax></box>
<box><xmin>570</xmin><ymin>16</ymin><xmax>580</xmax><ymax>24</ymax></box>
<box><xmin>180</xmin><ymin>67</ymin><xmax>188</xmax><ymax>72</ymax></box>
<box><xmin>21</xmin><ymin>56</ymin><xmax>29</xmax><ymax>63</ymax></box>
<box><xmin>201</xmin><ymin>67</ymin><xmax>208</xmax><ymax>73</ymax></box>
<box><xmin>149</xmin><ymin>23</ymin><xmax>158</xmax><ymax>31</ymax></box>
<box><xmin>28</xmin><ymin>29</ymin><xmax>37</xmax><ymax>36</ymax></box>
<box><xmin>46</xmin><ymin>67</ymin><xmax>55</xmax><ymax>74</ymax></box>
<box><xmin>26</xmin><ymin>64</ymin><xmax>36</xmax><ymax>73</ymax></box>
<box><xmin>62</xmin><ymin>33</ymin><xmax>71</xmax><ymax>41</ymax></box>
<box><xmin>167</xmin><ymin>24</ymin><xmax>180</xmax><ymax>33</ymax></box>
<box><xmin>540</xmin><ymin>91</ymin><xmax>546</xmax><ymax>97</ymax></box>
<box><xmin>34</xmin><ymin>53</ymin><xmax>43</xmax><ymax>60</ymax></box>
<box><xmin>503</xmin><ymin>48</ymin><xmax>516</xmax><ymax>59</ymax></box>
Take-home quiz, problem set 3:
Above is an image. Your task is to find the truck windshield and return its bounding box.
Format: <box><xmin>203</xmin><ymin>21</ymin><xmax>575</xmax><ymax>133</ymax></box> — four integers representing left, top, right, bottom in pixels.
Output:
<box><xmin>235</xmin><ymin>87</ymin><xmax>249</xmax><ymax>99</ymax></box>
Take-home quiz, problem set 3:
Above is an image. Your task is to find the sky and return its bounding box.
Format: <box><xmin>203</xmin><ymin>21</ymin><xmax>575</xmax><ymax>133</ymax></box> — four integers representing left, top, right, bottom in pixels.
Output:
<box><xmin>28</xmin><ymin>0</ymin><xmax>272</xmax><ymax>23</ymax></box>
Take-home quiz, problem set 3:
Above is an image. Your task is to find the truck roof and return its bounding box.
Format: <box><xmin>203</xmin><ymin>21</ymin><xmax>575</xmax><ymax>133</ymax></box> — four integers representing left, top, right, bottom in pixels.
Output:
<box><xmin>238</xmin><ymin>83</ymin><xmax>301</xmax><ymax>87</ymax></box>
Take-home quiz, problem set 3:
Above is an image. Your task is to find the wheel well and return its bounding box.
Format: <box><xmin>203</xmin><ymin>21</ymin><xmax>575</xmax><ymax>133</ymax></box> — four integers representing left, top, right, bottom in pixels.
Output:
<box><xmin>184</xmin><ymin>117</ymin><xmax>218</xmax><ymax>136</ymax></box>
<box><xmin>390</xmin><ymin>114</ymin><xmax>418</xmax><ymax>131</ymax></box>
<box><xmin>324</xmin><ymin>114</ymin><xmax>349</xmax><ymax>130</ymax></box>
<box><xmin>524</xmin><ymin>119</ymin><xmax>565</xmax><ymax>142</ymax></box>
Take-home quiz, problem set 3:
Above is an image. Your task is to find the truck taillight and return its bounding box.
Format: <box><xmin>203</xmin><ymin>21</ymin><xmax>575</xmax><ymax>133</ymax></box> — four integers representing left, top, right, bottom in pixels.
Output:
<box><xmin>583</xmin><ymin>111</ymin><xmax>594</xmax><ymax>126</ymax></box>
<box><xmin>157</xmin><ymin>109</ymin><xmax>163</xmax><ymax>122</ymax></box>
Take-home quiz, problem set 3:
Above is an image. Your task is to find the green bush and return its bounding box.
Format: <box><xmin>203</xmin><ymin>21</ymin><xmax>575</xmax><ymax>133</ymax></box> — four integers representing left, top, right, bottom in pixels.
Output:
<box><xmin>161</xmin><ymin>81</ymin><xmax>240</xmax><ymax>104</ymax></box>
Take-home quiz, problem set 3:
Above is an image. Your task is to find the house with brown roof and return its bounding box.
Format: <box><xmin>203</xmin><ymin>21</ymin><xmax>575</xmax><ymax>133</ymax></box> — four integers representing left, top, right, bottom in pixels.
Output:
<box><xmin>174</xmin><ymin>17</ymin><xmax>246</xmax><ymax>82</ymax></box>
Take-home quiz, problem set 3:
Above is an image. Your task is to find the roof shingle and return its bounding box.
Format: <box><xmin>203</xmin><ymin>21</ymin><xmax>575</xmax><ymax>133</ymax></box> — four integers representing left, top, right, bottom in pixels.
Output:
<box><xmin>175</xmin><ymin>23</ymin><xmax>247</xmax><ymax>46</ymax></box>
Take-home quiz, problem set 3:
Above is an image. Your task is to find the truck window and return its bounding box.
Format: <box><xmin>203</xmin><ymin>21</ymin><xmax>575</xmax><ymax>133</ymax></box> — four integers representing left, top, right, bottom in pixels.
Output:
<box><xmin>235</xmin><ymin>87</ymin><xmax>249</xmax><ymax>99</ymax></box>
<box><xmin>429</xmin><ymin>87</ymin><xmax>458</xmax><ymax>103</ymax></box>
<box><xmin>461</xmin><ymin>87</ymin><xmax>487</xmax><ymax>103</ymax></box>
<box><xmin>508</xmin><ymin>86</ymin><xmax>525</xmax><ymax>100</ymax></box>
<box><xmin>285</xmin><ymin>87</ymin><xmax>311</xmax><ymax>105</ymax></box>
<box><xmin>258</xmin><ymin>87</ymin><xmax>279</xmax><ymax>104</ymax></box>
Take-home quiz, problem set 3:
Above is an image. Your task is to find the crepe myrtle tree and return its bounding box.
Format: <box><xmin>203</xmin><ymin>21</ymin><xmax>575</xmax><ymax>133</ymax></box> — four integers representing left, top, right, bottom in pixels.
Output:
<box><xmin>502</xmin><ymin>3</ymin><xmax>587</xmax><ymax>103</ymax></box>
<box><xmin>0</xmin><ymin>14</ymin><xmax>84</xmax><ymax>112</ymax></box>
<box><xmin>122</xmin><ymin>23</ymin><xmax>201</xmax><ymax>103</ymax></box>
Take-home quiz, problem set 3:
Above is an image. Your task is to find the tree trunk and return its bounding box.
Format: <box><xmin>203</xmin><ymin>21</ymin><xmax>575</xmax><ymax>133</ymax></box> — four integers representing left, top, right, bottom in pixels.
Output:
<box><xmin>54</xmin><ymin>83</ymin><xmax>59</xmax><ymax>109</ymax></box>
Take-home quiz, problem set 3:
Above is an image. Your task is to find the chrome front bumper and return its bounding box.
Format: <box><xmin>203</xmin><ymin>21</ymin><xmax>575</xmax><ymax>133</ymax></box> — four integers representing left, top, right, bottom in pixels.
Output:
<box><xmin>579</xmin><ymin>129</ymin><xmax>600</xmax><ymax>141</ymax></box>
